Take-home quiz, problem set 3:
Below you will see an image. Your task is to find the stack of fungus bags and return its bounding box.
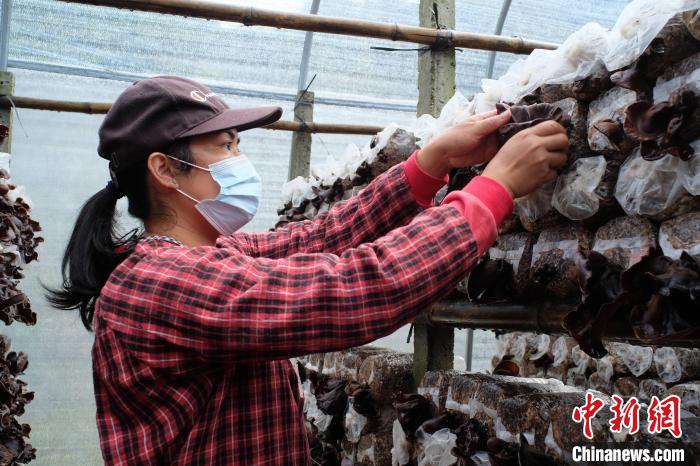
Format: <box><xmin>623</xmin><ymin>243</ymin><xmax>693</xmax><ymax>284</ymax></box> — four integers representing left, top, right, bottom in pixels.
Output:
<box><xmin>276</xmin><ymin>127</ymin><xmax>418</xmax><ymax>227</ymax></box>
<box><xmin>492</xmin><ymin>332</ymin><xmax>700</xmax><ymax>409</ymax></box>
<box><xmin>0</xmin><ymin>126</ymin><xmax>41</xmax><ymax>464</ymax></box>
<box><xmin>280</xmin><ymin>1</ymin><xmax>700</xmax><ymax>464</ymax></box>
<box><xmin>279</xmin><ymin>0</ymin><xmax>700</xmax><ymax>352</ymax></box>
<box><xmin>413</xmin><ymin>370</ymin><xmax>700</xmax><ymax>465</ymax></box>
<box><xmin>297</xmin><ymin>347</ymin><xmax>413</xmax><ymax>466</ymax></box>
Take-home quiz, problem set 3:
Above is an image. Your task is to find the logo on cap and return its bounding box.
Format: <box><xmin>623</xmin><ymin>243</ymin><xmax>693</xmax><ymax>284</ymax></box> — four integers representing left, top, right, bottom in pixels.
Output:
<box><xmin>190</xmin><ymin>90</ymin><xmax>217</xmax><ymax>103</ymax></box>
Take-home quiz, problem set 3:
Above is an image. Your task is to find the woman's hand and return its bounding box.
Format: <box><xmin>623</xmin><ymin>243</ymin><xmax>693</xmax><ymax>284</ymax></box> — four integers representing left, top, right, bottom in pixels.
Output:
<box><xmin>482</xmin><ymin>120</ymin><xmax>569</xmax><ymax>198</ymax></box>
<box><xmin>416</xmin><ymin>110</ymin><xmax>513</xmax><ymax>178</ymax></box>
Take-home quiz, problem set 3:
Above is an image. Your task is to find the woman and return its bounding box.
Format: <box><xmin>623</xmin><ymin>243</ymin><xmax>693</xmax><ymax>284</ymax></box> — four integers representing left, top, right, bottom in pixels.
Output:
<box><xmin>48</xmin><ymin>76</ymin><xmax>568</xmax><ymax>465</ymax></box>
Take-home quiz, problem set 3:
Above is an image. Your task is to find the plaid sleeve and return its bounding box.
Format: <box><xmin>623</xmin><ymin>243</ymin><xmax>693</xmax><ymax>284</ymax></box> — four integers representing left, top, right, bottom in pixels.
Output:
<box><xmin>218</xmin><ymin>158</ymin><xmax>442</xmax><ymax>258</ymax></box>
<box><xmin>97</xmin><ymin>204</ymin><xmax>479</xmax><ymax>368</ymax></box>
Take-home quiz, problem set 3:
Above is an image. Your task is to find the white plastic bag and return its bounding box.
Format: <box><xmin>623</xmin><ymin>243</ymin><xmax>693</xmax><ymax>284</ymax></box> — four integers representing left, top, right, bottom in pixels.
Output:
<box><xmin>391</xmin><ymin>420</ymin><xmax>412</xmax><ymax>466</ymax></box>
<box><xmin>473</xmin><ymin>82</ymin><xmax>503</xmax><ymax>114</ymax></box>
<box><xmin>618</xmin><ymin>344</ymin><xmax>654</xmax><ymax>378</ymax></box>
<box><xmin>679</xmin><ymin>140</ymin><xmax>700</xmax><ymax>195</ymax></box>
<box><xmin>413</xmin><ymin>93</ymin><xmax>474</xmax><ymax>147</ymax></box>
<box><xmin>280</xmin><ymin>123</ymin><xmax>403</xmax><ymax>207</ymax></box>
<box><xmin>513</xmin><ymin>333</ymin><xmax>538</xmax><ymax>362</ymax></box>
<box><xmin>543</xmin><ymin>23</ymin><xmax>611</xmax><ymax>85</ymax></box>
<box><xmin>572</xmin><ymin>345</ymin><xmax>592</xmax><ymax>374</ymax></box>
<box><xmin>436</xmin><ymin>91</ymin><xmax>474</xmax><ymax>127</ymax></box>
<box><xmin>639</xmin><ymin>379</ymin><xmax>668</xmax><ymax>401</ymax></box>
<box><xmin>552</xmin><ymin>156</ymin><xmax>607</xmax><ymax>220</ymax></box>
<box><xmin>281</xmin><ymin>176</ymin><xmax>317</xmax><ymax>208</ymax></box>
<box><xmin>512</xmin><ymin>333</ymin><xmax>528</xmax><ymax>361</ymax></box>
<box><xmin>668</xmin><ymin>383</ymin><xmax>700</xmax><ymax>412</ymax></box>
<box><xmin>595</xmin><ymin>356</ymin><xmax>615</xmax><ymax>383</ymax></box>
<box><xmin>499</xmin><ymin>49</ymin><xmax>557</xmax><ymax>104</ymax></box>
<box><xmin>5</xmin><ymin>184</ymin><xmax>32</xmax><ymax>209</ymax></box>
<box><xmin>344</xmin><ymin>403</ymin><xmax>367</xmax><ymax>443</ymax></box>
<box><xmin>304</xmin><ymin>391</ymin><xmax>334</xmax><ymax>433</ymax></box>
<box><xmin>495</xmin><ymin>332</ymin><xmax>521</xmax><ymax>359</ymax></box>
<box><xmin>311</xmin><ymin>144</ymin><xmax>363</xmax><ymax>186</ymax></box>
<box><xmin>614</xmin><ymin>150</ymin><xmax>686</xmax><ymax>217</ymax></box>
<box><xmin>604</xmin><ymin>0</ymin><xmax>700</xmax><ymax>71</ymax></box>
<box><xmin>654</xmin><ymin>54</ymin><xmax>700</xmax><ymax>103</ymax></box>
<box><xmin>659</xmin><ymin>212</ymin><xmax>700</xmax><ymax>259</ymax></box>
<box><xmin>566</xmin><ymin>367</ymin><xmax>587</xmax><ymax>387</ymax></box>
<box><xmin>491</xmin><ymin>22</ymin><xmax>609</xmax><ymax>104</ymax></box>
<box><xmin>679</xmin><ymin>157</ymin><xmax>700</xmax><ymax>196</ymax></box>
<box><xmin>552</xmin><ymin>336</ymin><xmax>575</xmax><ymax>367</ymax></box>
<box><xmin>654</xmin><ymin>347</ymin><xmax>682</xmax><ymax>384</ymax></box>
<box><xmin>515</xmin><ymin>180</ymin><xmax>556</xmax><ymax>224</ymax></box>
<box><xmin>530</xmin><ymin>334</ymin><xmax>551</xmax><ymax>361</ymax></box>
<box><xmin>0</xmin><ymin>152</ymin><xmax>10</xmax><ymax>174</ymax></box>
<box><xmin>367</xmin><ymin>123</ymin><xmax>401</xmax><ymax>162</ymax></box>
<box><xmin>415</xmin><ymin>427</ymin><xmax>458</xmax><ymax>466</ymax></box>
<box><xmin>587</xmin><ymin>87</ymin><xmax>637</xmax><ymax>153</ymax></box>
<box><xmin>413</xmin><ymin>114</ymin><xmax>440</xmax><ymax>148</ymax></box>
<box><xmin>492</xmin><ymin>57</ymin><xmax>535</xmax><ymax>104</ymax></box>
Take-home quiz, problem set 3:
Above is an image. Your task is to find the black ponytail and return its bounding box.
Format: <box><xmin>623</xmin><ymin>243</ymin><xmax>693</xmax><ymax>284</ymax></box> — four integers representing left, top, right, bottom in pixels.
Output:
<box><xmin>45</xmin><ymin>187</ymin><xmax>137</xmax><ymax>330</ymax></box>
<box><xmin>45</xmin><ymin>139</ymin><xmax>194</xmax><ymax>330</ymax></box>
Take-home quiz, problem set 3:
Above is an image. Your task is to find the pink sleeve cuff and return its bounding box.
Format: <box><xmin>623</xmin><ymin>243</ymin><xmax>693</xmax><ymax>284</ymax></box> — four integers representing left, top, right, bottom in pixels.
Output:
<box><xmin>463</xmin><ymin>176</ymin><xmax>513</xmax><ymax>227</ymax></box>
<box><xmin>403</xmin><ymin>150</ymin><xmax>449</xmax><ymax>208</ymax></box>
<box><xmin>442</xmin><ymin>176</ymin><xmax>513</xmax><ymax>255</ymax></box>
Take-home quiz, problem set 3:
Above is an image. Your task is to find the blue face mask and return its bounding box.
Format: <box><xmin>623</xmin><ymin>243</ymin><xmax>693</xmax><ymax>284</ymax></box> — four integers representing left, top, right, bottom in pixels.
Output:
<box><xmin>166</xmin><ymin>154</ymin><xmax>262</xmax><ymax>235</ymax></box>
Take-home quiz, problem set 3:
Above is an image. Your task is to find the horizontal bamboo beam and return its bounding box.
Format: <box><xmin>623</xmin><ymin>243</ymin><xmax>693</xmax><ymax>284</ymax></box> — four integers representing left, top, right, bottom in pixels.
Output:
<box><xmin>58</xmin><ymin>0</ymin><xmax>559</xmax><ymax>54</ymax></box>
<box><xmin>424</xmin><ymin>300</ymin><xmax>700</xmax><ymax>349</ymax></box>
<box><xmin>269</xmin><ymin>119</ymin><xmax>382</xmax><ymax>135</ymax></box>
<box><xmin>0</xmin><ymin>96</ymin><xmax>384</xmax><ymax>134</ymax></box>
<box><xmin>425</xmin><ymin>300</ymin><xmax>571</xmax><ymax>334</ymax></box>
<box><xmin>4</xmin><ymin>95</ymin><xmax>111</xmax><ymax>114</ymax></box>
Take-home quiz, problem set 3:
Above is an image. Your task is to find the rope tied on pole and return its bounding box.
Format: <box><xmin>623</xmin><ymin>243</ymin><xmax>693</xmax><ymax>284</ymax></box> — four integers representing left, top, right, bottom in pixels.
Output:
<box><xmin>391</xmin><ymin>22</ymin><xmax>400</xmax><ymax>42</ymax></box>
<box><xmin>433</xmin><ymin>29</ymin><xmax>454</xmax><ymax>51</ymax></box>
<box><xmin>370</xmin><ymin>44</ymin><xmax>463</xmax><ymax>54</ymax></box>
<box><xmin>242</xmin><ymin>6</ymin><xmax>254</xmax><ymax>26</ymax></box>
<box><xmin>0</xmin><ymin>94</ymin><xmax>27</xmax><ymax>137</ymax></box>
<box><xmin>514</xmin><ymin>36</ymin><xmax>526</xmax><ymax>55</ymax></box>
<box><xmin>297</xmin><ymin>119</ymin><xmax>313</xmax><ymax>133</ymax></box>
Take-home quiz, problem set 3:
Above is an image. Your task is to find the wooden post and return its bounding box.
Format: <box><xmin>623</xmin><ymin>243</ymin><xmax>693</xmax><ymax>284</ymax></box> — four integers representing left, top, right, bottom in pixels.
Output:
<box><xmin>0</xmin><ymin>71</ymin><xmax>13</xmax><ymax>154</ymax></box>
<box><xmin>288</xmin><ymin>90</ymin><xmax>314</xmax><ymax>180</ymax></box>
<box><xmin>413</xmin><ymin>0</ymin><xmax>455</xmax><ymax>387</ymax></box>
<box><xmin>417</xmin><ymin>0</ymin><xmax>456</xmax><ymax>117</ymax></box>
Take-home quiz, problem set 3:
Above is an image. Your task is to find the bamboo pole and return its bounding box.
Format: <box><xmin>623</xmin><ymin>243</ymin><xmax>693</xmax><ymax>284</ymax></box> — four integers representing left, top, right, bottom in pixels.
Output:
<box><xmin>269</xmin><ymin>119</ymin><xmax>382</xmax><ymax>135</ymax></box>
<box><xmin>0</xmin><ymin>96</ymin><xmax>384</xmax><ymax>134</ymax></box>
<box><xmin>2</xmin><ymin>96</ymin><xmax>111</xmax><ymax>114</ymax></box>
<box><xmin>58</xmin><ymin>0</ymin><xmax>559</xmax><ymax>54</ymax></box>
<box><xmin>423</xmin><ymin>300</ymin><xmax>700</xmax><ymax>349</ymax></box>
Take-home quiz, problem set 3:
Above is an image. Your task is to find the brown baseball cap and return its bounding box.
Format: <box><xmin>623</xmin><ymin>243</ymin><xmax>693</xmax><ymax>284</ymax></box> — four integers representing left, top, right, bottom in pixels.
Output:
<box><xmin>98</xmin><ymin>75</ymin><xmax>282</xmax><ymax>173</ymax></box>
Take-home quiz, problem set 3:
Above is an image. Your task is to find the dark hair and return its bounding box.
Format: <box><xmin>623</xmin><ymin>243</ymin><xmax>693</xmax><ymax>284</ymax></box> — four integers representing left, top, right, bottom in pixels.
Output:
<box><xmin>45</xmin><ymin>139</ymin><xmax>194</xmax><ymax>330</ymax></box>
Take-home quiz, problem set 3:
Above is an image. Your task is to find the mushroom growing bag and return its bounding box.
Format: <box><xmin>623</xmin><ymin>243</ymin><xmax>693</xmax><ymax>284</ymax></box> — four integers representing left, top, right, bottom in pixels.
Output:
<box><xmin>552</xmin><ymin>156</ymin><xmax>607</xmax><ymax>220</ymax></box>
<box><xmin>614</xmin><ymin>149</ymin><xmax>686</xmax><ymax>216</ymax></box>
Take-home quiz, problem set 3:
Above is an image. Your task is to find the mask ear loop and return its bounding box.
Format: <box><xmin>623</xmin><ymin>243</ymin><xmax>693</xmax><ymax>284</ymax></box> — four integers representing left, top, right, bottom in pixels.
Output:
<box><xmin>163</xmin><ymin>153</ymin><xmax>212</xmax><ymax>172</ymax></box>
<box><xmin>163</xmin><ymin>153</ymin><xmax>210</xmax><ymax>204</ymax></box>
<box><xmin>174</xmin><ymin>187</ymin><xmax>202</xmax><ymax>204</ymax></box>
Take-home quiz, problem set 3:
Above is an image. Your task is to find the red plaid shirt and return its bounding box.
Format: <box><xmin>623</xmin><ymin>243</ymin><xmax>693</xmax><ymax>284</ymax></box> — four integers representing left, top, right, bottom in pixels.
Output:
<box><xmin>92</xmin><ymin>152</ymin><xmax>512</xmax><ymax>465</ymax></box>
